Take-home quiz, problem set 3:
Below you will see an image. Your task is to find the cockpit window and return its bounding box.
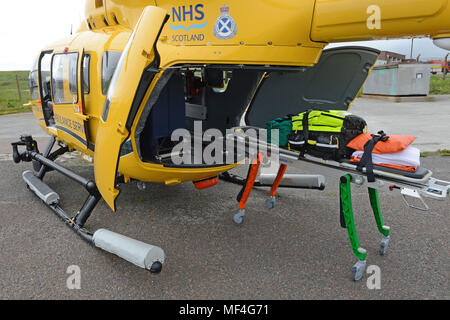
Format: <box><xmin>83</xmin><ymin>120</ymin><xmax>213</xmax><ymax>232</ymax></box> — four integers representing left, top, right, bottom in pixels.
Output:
<box><xmin>51</xmin><ymin>52</ymin><xmax>79</xmax><ymax>104</ymax></box>
<box><xmin>102</xmin><ymin>51</ymin><xmax>121</xmax><ymax>95</ymax></box>
<box><xmin>29</xmin><ymin>58</ymin><xmax>39</xmax><ymax>100</ymax></box>
<box><xmin>83</xmin><ymin>54</ymin><xmax>91</xmax><ymax>94</ymax></box>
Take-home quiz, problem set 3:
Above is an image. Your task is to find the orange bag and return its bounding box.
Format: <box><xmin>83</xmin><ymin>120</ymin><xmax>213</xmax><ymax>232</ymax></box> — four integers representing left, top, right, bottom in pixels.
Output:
<box><xmin>347</xmin><ymin>133</ymin><xmax>416</xmax><ymax>154</ymax></box>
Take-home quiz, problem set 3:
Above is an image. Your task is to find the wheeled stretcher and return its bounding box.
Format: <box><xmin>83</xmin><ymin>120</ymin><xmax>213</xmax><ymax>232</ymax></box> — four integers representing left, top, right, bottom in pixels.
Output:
<box><xmin>223</xmin><ymin>128</ymin><xmax>450</xmax><ymax>280</ymax></box>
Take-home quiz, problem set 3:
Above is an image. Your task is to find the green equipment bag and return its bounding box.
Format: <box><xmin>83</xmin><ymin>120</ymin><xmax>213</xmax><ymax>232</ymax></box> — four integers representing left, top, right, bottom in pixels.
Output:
<box><xmin>288</xmin><ymin>110</ymin><xmax>367</xmax><ymax>161</ymax></box>
<box><xmin>266</xmin><ymin>117</ymin><xmax>292</xmax><ymax>147</ymax></box>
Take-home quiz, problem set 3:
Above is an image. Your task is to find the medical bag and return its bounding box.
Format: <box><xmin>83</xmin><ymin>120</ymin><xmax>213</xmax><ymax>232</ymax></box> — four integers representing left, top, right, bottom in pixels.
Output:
<box><xmin>287</xmin><ymin>110</ymin><xmax>367</xmax><ymax>161</ymax></box>
<box><xmin>266</xmin><ymin>117</ymin><xmax>292</xmax><ymax>147</ymax></box>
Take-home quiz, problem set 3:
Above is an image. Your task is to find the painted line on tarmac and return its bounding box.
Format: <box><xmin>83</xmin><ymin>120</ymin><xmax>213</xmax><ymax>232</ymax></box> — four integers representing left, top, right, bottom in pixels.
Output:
<box><xmin>0</xmin><ymin>154</ymin><xmax>12</xmax><ymax>161</ymax></box>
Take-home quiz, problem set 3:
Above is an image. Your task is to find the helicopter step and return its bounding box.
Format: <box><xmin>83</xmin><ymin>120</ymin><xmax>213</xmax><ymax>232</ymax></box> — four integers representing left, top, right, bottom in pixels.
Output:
<box><xmin>12</xmin><ymin>135</ymin><xmax>165</xmax><ymax>274</ymax></box>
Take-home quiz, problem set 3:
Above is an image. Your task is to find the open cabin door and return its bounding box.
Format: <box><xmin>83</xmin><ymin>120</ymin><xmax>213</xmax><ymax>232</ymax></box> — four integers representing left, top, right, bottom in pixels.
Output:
<box><xmin>50</xmin><ymin>49</ymin><xmax>90</xmax><ymax>150</ymax></box>
<box><xmin>94</xmin><ymin>7</ymin><xmax>169</xmax><ymax>211</ymax></box>
<box><xmin>245</xmin><ymin>47</ymin><xmax>381</xmax><ymax>128</ymax></box>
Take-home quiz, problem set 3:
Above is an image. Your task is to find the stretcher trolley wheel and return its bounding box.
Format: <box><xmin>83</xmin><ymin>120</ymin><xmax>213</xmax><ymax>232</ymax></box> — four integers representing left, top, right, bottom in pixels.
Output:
<box><xmin>351</xmin><ymin>259</ymin><xmax>367</xmax><ymax>281</ymax></box>
<box><xmin>379</xmin><ymin>235</ymin><xmax>391</xmax><ymax>256</ymax></box>
<box><xmin>265</xmin><ymin>196</ymin><xmax>276</xmax><ymax>209</ymax></box>
<box><xmin>233</xmin><ymin>209</ymin><xmax>246</xmax><ymax>225</ymax></box>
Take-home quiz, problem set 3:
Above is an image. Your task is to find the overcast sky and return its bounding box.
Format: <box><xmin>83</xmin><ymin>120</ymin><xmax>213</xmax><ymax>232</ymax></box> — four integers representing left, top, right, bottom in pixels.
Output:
<box><xmin>0</xmin><ymin>0</ymin><xmax>448</xmax><ymax>71</ymax></box>
<box><xmin>0</xmin><ymin>0</ymin><xmax>85</xmax><ymax>71</ymax></box>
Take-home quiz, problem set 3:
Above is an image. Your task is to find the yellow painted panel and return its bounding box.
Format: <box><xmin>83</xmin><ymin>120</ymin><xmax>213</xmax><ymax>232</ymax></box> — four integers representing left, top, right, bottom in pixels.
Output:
<box><xmin>94</xmin><ymin>6</ymin><xmax>168</xmax><ymax>211</ymax></box>
<box><xmin>157</xmin><ymin>0</ymin><xmax>318</xmax><ymax>47</ymax></box>
<box><xmin>158</xmin><ymin>43</ymin><xmax>323</xmax><ymax>67</ymax></box>
<box><xmin>312</xmin><ymin>0</ymin><xmax>450</xmax><ymax>42</ymax></box>
<box><xmin>105</xmin><ymin>0</ymin><xmax>157</xmax><ymax>29</ymax></box>
<box><xmin>118</xmin><ymin>153</ymin><xmax>239</xmax><ymax>184</ymax></box>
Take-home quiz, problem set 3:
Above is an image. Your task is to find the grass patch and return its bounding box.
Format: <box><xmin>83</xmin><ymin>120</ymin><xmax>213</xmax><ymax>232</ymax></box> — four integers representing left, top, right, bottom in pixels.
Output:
<box><xmin>0</xmin><ymin>71</ymin><xmax>32</xmax><ymax>115</ymax></box>
<box><xmin>429</xmin><ymin>75</ymin><xmax>450</xmax><ymax>95</ymax></box>
<box><xmin>421</xmin><ymin>149</ymin><xmax>450</xmax><ymax>157</ymax></box>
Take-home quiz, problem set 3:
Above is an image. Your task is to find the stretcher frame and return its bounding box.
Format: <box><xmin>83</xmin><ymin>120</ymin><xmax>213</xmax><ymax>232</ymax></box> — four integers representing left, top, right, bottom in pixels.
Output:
<box><xmin>223</xmin><ymin>128</ymin><xmax>450</xmax><ymax>280</ymax></box>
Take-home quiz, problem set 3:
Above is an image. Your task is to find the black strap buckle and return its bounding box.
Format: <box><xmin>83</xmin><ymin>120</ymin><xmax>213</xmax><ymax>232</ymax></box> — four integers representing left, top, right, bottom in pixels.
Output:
<box><xmin>372</xmin><ymin>130</ymin><xmax>390</xmax><ymax>142</ymax></box>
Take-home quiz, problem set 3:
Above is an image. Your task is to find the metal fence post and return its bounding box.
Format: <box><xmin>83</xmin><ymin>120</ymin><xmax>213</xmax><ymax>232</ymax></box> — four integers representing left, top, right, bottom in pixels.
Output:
<box><xmin>15</xmin><ymin>72</ymin><xmax>22</xmax><ymax>100</ymax></box>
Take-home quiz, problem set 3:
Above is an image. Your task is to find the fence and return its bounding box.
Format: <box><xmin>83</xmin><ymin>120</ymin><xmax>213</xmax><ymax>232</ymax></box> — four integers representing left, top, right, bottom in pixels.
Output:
<box><xmin>0</xmin><ymin>71</ymin><xmax>31</xmax><ymax>115</ymax></box>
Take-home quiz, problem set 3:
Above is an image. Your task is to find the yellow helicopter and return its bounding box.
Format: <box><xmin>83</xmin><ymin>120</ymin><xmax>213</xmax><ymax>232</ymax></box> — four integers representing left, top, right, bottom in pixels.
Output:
<box><xmin>12</xmin><ymin>0</ymin><xmax>450</xmax><ymax>278</ymax></box>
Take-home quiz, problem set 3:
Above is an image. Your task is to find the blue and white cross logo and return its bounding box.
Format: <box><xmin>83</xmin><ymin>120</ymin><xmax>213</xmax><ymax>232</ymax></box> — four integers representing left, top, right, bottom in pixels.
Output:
<box><xmin>213</xmin><ymin>6</ymin><xmax>237</xmax><ymax>40</ymax></box>
<box><xmin>219</xmin><ymin>17</ymin><xmax>232</xmax><ymax>34</ymax></box>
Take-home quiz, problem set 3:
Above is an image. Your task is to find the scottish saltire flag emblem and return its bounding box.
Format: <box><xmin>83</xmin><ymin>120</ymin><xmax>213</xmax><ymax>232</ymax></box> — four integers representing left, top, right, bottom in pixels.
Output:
<box><xmin>213</xmin><ymin>5</ymin><xmax>237</xmax><ymax>40</ymax></box>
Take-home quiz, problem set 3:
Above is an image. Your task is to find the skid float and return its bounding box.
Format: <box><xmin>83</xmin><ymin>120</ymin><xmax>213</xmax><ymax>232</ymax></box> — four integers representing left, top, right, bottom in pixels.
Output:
<box><xmin>13</xmin><ymin>135</ymin><xmax>164</xmax><ymax>273</ymax></box>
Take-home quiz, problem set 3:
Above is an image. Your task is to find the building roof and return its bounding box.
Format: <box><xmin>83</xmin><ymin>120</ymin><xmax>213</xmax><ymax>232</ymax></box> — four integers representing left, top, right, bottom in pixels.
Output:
<box><xmin>378</xmin><ymin>51</ymin><xmax>406</xmax><ymax>61</ymax></box>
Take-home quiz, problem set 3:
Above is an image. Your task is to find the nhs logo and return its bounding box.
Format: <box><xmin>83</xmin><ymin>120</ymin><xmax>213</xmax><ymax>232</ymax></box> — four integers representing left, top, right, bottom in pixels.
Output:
<box><xmin>172</xmin><ymin>4</ymin><xmax>205</xmax><ymax>22</ymax></box>
<box><xmin>169</xmin><ymin>4</ymin><xmax>208</xmax><ymax>35</ymax></box>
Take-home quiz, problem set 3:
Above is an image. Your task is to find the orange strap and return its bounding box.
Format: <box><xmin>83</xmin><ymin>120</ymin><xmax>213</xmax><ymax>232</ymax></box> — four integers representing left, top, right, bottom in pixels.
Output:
<box><xmin>270</xmin><ymin>164</ymin><xmax>288</xmax><ymax>197</ymax></box>
<box><xmin>239</xmin><ymin>153</ymin><xmax>264</xmax><ymax>210</ymax></box>
<box><xmin>350</xmin><ymin>157</ymin><xmax>417</xmax><ymax>173</ymax></box>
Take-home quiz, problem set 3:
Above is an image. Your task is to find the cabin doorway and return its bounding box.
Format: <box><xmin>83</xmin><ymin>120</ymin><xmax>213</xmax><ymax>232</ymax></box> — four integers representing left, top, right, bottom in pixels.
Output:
<box><xmin>38</xmin><ymin>51</ymin><xmax>55</xmax><ymax>127</ymax></box>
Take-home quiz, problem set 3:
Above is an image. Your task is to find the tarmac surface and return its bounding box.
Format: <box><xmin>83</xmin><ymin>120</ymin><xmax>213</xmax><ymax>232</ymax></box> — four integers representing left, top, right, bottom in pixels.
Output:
<box><xmin>0</xmin><ymin>98</ymin><xmax>449</xmax><ymax>299</ymax></box>
<box><xmin>350</xmin><ymin>95</ymin><xmax>450</xmax><ymax>152</ymax></box>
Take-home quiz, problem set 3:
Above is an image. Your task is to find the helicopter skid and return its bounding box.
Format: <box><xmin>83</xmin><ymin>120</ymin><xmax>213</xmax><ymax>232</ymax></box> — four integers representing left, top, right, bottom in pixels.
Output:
<box><xmin>14</xmin><ymin>135</ymin><xmax>165</xmax><ymax>274</ymax></box>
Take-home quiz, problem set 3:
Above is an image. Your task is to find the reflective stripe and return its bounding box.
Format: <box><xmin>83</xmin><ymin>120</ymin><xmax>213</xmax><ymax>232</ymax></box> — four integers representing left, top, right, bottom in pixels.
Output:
<box><xmin>289</xmin><ymin>140</ymin><xmax>338</xmax><ymax>148</ymax></box>
<box><xmin>288</xmin><ymin>140</ymin><xmax>305</xmax><ymax>145</ymax></box>
<box><xmin>316</xmin><ymin>143</ymin><xmax>338</xmax><ymax>148</ymax></box>
<box><xmin>292</xmin><ymin>125</ymin><xmax>343</xmax><ymax>133</ymax></box>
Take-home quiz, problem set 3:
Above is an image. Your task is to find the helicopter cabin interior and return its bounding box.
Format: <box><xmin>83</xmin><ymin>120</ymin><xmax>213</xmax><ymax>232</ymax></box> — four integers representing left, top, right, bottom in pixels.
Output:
<box><xmin>135</xmin><ymin>66</ymin><xmax>263</xmax><ymax>166</ymax></box>
<box><xmin>134</xmin><ymin>47</ymin><xmax>379</xmax><ymax>166</ymax></box>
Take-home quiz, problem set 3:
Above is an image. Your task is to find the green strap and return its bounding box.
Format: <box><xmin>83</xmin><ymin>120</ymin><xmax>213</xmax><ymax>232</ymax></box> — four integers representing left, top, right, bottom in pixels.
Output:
<box><xmin>340</xmin><ymin>175</ymin><xmax>367</xmax><ymax>261</ymax></box>
<box><xmin>368</xmin><ymin>188</ymin><xmax>390</xmax><ymax>237</ymax></box>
